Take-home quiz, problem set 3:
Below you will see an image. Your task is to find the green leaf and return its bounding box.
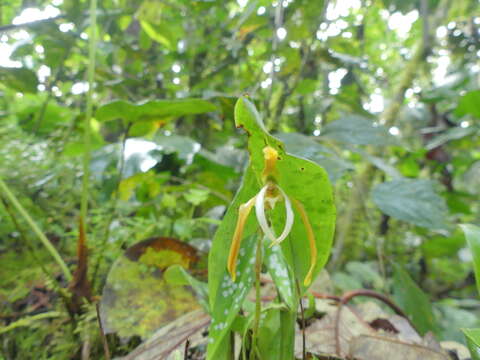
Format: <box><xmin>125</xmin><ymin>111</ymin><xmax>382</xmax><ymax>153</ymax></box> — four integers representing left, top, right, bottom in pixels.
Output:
<box><xmin>460</xmin><ymin>224</ymin><xmax>480</xmax><ymax>296</ymax></box>
<box><xmin>392</xmin><ymin>263</ymin><xmax>439</xmax><ymax>336</ymax></box>
<box><xmin>206</xmin><ymin>234</ymin><xmax>257</xmax><ymax>359</ymax></box>
<box><xmin>455</xmin><ymin>90</ymin><xmax>480</xmax><ymax>119</ymax></box>
<box><xmin>14</xmin><ymin>94</ymin><xmax>73</xmax><ymax>135</ymax></box>
<box><xmin>96</xmin><ymin>99</ymin><xmax>217</xmax><ymax>123</ymax></box>
<box><xmin>276</xmin><ymin>132</ymin><xmax>354</xmax><ymax>182</ymax></box>
<box><xmin>354</xmin><ymin>148</ymin><xmax>402</xmax><ymax>178</ymax></box>
<box><xmin>183</xmin><ymin>188</ymin><xmax>209</xmax><ymax>206</ymax></box>
<box><xmin>257</xmin><ymin>307</ymin><xmax>282</xmax><ymax>358</ymax></box>
<box><xmin>207</xmin><ymin>168</ymin><xmax>260</xmax><ymax>309</ymax></box>
<box><xmin>372</xmin><ymin>179</ymin><xmax>449</xmax><ymax>229</ymax></box>
<box><xmin>0</xmin><ymin>67</ymin><xmax>38</xmax><ymax>93</ymax></box>
<box><xmin>426</xmin><ymin>127</ymin><xmax>475</xmax><ymax>150</ymax></box>
<box><xmin>421</xmin><ymin>233</ymin><xmax>465</xmax><ymax>258</ymax></box>
<box><xmin>140</xmin><ymin>20</ymin><xmax>174</xmax><ymax>50</ymax></box>
<box><xmin>264</xmin><ymin>241</ymin><xmax>297</xmax><ymax>310</ymax></box>
<box><xmin>164</xmin><ymin>264</ymin><xmax>209</xmax><ymax>312</ymax></box>
<box><xmin>462</xmin><ymin>328</ymin><xmax>480</xmax><ymax>360</ymax></box>
<box><xmin>233</xmin><ymin>97</ymin><xmax>336</xmax><ymax>290</ymax></box>
<box><xmin>295</xmin><ymin>78</ymin><xmax>317</xmax><ymax>96</ymax></box>
<box><xmin>154</xmin><ymin>134</ymin><xmax>200</xmax><ymax>162</ymax></box>
<box><xmin>322</xmin><ymin>115</ymin><xmax>396</xmax><ymax>145</ymax></box>
<box><xmin>207</xmin><ymin>97</ymin><xmax>336</xmax><ymax>358</ymax></box>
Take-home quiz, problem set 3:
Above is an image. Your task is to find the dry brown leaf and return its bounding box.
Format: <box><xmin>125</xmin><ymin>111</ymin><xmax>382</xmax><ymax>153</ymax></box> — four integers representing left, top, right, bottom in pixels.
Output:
<box><xmin>349</xmin><ymin>334</ymin><xmax>450</xmax><ymax>360</ymax></box>
<box><xmin>120</xmin><ymin>309</ymin><xmax>210</xmax><ymax>360</ymax></box>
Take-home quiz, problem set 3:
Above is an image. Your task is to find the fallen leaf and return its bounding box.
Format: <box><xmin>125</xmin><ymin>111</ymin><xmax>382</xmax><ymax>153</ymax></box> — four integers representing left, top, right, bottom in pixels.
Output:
<box><xmin>99</xmin><ymin>237</ymin><xmax>204</xmax><ymax>339</ymax></box>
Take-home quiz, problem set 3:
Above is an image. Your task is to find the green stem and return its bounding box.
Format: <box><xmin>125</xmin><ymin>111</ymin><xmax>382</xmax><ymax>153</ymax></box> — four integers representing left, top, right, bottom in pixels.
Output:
<box><xmin>250</xmin><ymin>235</ymin><xmax>263</xmax><ymax>360</ymax></box>
<box><xmin>0</xmin><ymin>177</ymin><xmax>72</xmax><ymax>281</ymax></box>
<box><xmin>91</xmin><ymin>122</ymin><xmax>131</xmax><ymax>292</ymax></box>
<box><xmin>80</xmin><ymin>0</ymin><xmax>98</xmax><ymax>233</ymax></box>
<box><xmin>0</xmin><ymin>312</ymin><xmax>61</xmax><ymax>335</ymax></box>
<box><xmin>1</xmin><ymin>197</ymin><xmax>60</xmax><ymax>285</ymax></box>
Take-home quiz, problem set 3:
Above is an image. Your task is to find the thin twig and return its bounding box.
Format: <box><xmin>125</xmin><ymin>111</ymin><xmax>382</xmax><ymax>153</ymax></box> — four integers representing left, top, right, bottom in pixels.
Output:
<box><xmin>80</xmin><ymin>0</ymin><xmax>98</xmax><ymax>238</ymax></box>
<box><xmin>0</xmin><ymin>177</ymin><xmax>72</xmax><ymax>280</ymax></box>
<box><xmin>296</xmin><ymin>280</ymin><xmax>307</xmax><ymax>360</ymax></box>
<box><xmin>183</xmin><ymin>339</ymin><xmax>190</xmax><ymax>360</ymax></box>
<box><xmin>333</xmin><ymin>289</ymin><xmax>417</xmax><ymax>356</ymax></box>
<box><xmin>95</xmin><ymin>302</ymin><xmax>111</xmax><ymax>360</ymax></box>
<box><xmin>91</xmin><ymin>122</ymin><xmax>131</xmax><ymax>291</ymax></box>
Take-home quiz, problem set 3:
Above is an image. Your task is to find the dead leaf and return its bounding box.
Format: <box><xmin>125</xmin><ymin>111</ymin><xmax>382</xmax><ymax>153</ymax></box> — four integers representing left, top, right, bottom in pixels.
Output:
<box><xmin>120</xmin><ymin>309</ymin><xmax>210</xmax><ymax>360</ymax></box>
<box><xmin>349</xmin><ymin>334</ymin><xmax>450</xmax><ymax>360</ymax></box>
<box><xmin>99</xmin><ymin>237</ymin><xmax>203</xmax><ymax>340</ymax></box>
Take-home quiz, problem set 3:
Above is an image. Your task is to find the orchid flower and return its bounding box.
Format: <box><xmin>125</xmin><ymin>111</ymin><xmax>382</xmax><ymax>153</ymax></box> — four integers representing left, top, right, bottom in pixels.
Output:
<box><xmin>227</xmin><ymin>146</ymin><xmax>318</xmax><ymax>286</ymax></box>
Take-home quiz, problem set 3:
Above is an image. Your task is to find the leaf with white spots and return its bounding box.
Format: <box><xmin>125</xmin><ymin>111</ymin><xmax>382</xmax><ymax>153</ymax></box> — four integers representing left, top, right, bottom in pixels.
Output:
<box><xmin>264</xmin><ymin>242</ymin><xmax>297</xmax><ymax>311</ymax></box>
<box><xmin>206</xmin><ymin>234</ymin><xmax>257</xmax><ymax>359</ymax></box>
<box><xmin>235</xmin><ymin>97</ymin><xmax>336</xmax><ymax>292</ymax></box>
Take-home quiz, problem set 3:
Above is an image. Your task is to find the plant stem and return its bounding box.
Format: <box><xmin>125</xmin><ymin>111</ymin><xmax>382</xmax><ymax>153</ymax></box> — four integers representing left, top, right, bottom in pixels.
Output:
<box><xmin>1</xmin><ymin>197</ymin><xmax>61</xmax><ymax>285</ymax></box>
<box><xmin>296</xmin><ymin>280</ymin><xmax>306</xmax><ymax>360</ymax></box>
<box><xmin>250</xmin><ymin>235</ymin><xmax>263</xmax><ymax>360</ymax></box>
<box><xmin>0</xmin><ymin>177</ymin><xmax>72</xmax><ymax>281</ymax></box>
<box><xmin>80</xmin><ymin>0</ymin><xmax>98</xmax><ymax>235</ymax></box>
<box><xmin>91</xmin><ymin>122</ymin><xmax>131</xmax><ymax>292</ymax></box>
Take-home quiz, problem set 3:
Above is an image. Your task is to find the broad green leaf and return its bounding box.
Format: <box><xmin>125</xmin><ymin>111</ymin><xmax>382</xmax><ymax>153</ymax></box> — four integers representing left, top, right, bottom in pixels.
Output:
<box><xmin>140</xmin><ymin>20</ymin><xmax>174</xmax><ymax>50</ymax></box>
<box><xmin>463</xmin><ymin>328</ymin><xmax>480</xmax><ymax>360</ymax></box>
<box><xmin>392</xmin><ymin>264</ymin><xmax>439</xmax><ymax>336</ymax></box>
<box><xmin>164</xmin><ymin>264</ymin><xmax>209</xmax><ymax>312</ymax></box>
<box><xmin>207</xmin><ymin>97</ymin><xmax>336</xmax><ymax>358</ymax></box>
<box><xmin>96</xmin><ymin>99</ymin><xmax>217</xmax><ymax>123</ymax></box>
<box><xmin>354</xmin><ymin>148</ymin><xmax>401</xmax><ymax>178</ymax></box>
<box><xmin>276</xmin><ymin>132</ymin><xmax>354</xmax><ymax>182</ymax></box>
<box><xmin>455</xmin><ymin>90</ymin><xmax>480</xmax><ymax>119</ymax></box>
<box><xmin>264</xmin><ymin>241</ymin><xmax>297</xmax><ymax>310</ymax></box>
<box><xmin>426</xmin><ymin>127</ymin><xmax>475</xmax><ymax>150</ymax></box>
<box><xmin>234</xmin><ymin>97</ymin><xmax>336</xmax><ymax>290</ymax></box>
<box><xmin>295</xmin><ymin>78</ymin><xmax>317</xmax><ymax>95</ymax></box>
<box><xmin>206</xmin><ymin>233</ymin><xmax>257</xmax><ymax>359</ymax></box>
<box><xmin>421</xmin><ymin>232</ymin><xmax>465</xmax><ymax>258</ymax></box>
<box><xmin>154</xmin><ymin>134</ymin><xmax>200</xmax><ymax>162</ymax></box>
<box><xmin>257</xmin><ymin>307</ymin><xmax>282</xmax><ymax>358</ymax></box>
<box><xmin>346</xmin><ymin>261</ymin><xmax>384</xmax><ymax>289</ymax></box>
<box><xmin>14</xmin><ymin>94</ymin><xmax>73</xmax><ymax>135</ymax></box>
<box><xmin>0</xmin><ymin>67</ymin><xmax>38</xmax><ymax>93</ymax></box>
<box><xmin>372</xmin><ymin>179</ymin><xmax>449</xmax><ymax>229</ymax></box>
<box><xmin>460</xmin><ymin>224</ymin><xmax>480</xmax><ymax>296</ymax></box>
<box><xmin>322</xmin><ymin>115</ymin><xmax>396</xmax><ymax>145</ymax></box>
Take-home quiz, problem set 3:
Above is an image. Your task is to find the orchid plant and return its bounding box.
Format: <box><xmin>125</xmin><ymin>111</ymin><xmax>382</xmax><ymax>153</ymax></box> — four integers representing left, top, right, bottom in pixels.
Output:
<box><xmin>207</xmin><ymin>97</ymin><xmax>336</xmax><ymax>360</ymax></box>
<box><xmin>227</xmin><ymin>145</ymin><xmax>318</xmax><ymax>287</ymax></box>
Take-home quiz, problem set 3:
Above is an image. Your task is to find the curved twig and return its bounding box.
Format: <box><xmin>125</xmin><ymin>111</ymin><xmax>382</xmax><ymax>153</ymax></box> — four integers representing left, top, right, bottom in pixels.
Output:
<box><xmin>333</xmin><ymin>289</ymin><xmax>416</xmax><ymax>356</ymax></box>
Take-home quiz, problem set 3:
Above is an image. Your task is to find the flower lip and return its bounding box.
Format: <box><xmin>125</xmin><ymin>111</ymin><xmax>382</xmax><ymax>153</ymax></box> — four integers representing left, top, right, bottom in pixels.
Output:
<box><xmin>255</xmin><ymin>182</ymin><xmax>294</xmax><ymax>246</ymax></box>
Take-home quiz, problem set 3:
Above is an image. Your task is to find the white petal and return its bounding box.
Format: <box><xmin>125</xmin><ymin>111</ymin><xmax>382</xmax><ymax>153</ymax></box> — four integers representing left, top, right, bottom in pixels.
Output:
<box><xmin>255</xmin><ymin>183</ymin><xmax>295</xmax><ymax>246</ymax></box>
<box><xmin>270</xmin><ymin>185</ymin><xmax>294</xmax><ymax>246</ymax></box>
<box><xmin>255</xmin><ymin>185</ymin><xmax>277</xmax><ymax>242</ymax></box>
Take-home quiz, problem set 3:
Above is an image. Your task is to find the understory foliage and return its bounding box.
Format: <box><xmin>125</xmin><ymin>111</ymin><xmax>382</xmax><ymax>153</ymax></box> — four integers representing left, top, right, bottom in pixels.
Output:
<box><xmin>1</xmin><ymin>0</ymin><xmax>480</xmax><ymax>359</ymax></box>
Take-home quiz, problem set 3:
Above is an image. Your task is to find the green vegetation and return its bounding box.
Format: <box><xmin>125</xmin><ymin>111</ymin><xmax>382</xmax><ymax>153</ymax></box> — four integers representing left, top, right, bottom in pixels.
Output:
<box><xmin>1</xmin><ymin>0</ymin><xmax>480</xmax><ymax>359</ymax></box>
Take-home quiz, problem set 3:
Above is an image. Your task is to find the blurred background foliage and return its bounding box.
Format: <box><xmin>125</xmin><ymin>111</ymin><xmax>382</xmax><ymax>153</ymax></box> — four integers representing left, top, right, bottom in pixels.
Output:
<box><xmin>0</xmin><ymin>0</ymin><xmax>479</xmax><ymax>358</ymax></box>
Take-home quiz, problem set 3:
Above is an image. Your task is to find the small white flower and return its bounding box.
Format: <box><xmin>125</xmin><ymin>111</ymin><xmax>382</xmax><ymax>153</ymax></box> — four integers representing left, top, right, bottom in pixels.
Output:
<box><xmin>227</xmin><ymin>145</ymin><xmax>318</xmax><ymax>286</ymax></box>
<box><xmin>255</xmin><ymin>183</ymin><xmax>294</xmax><ymax>246</ymax></box>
